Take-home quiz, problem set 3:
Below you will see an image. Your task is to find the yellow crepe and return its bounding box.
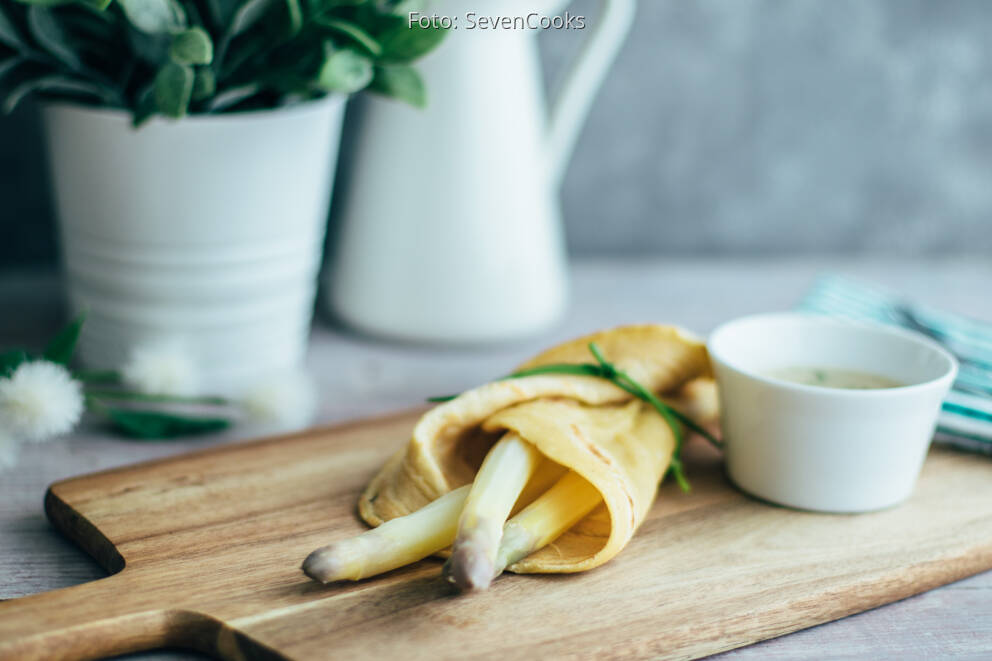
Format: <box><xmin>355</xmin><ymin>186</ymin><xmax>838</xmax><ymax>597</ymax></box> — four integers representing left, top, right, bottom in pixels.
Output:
<box><xmin>359</xmin><ymin>325</ymin><xmax>714</xmax><ymax>573</ymax></box>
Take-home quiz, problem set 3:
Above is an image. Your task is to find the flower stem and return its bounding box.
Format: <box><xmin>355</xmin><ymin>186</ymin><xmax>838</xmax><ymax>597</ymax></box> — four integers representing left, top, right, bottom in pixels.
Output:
<box><xmin>84</xmin><ymin>394</ymin><xmax>109</xmax><ymax>414</ymax></box>
<box><xmin>73</xmin><ymin>369</ymin><xmax>122</xmax><ymax>384</ymax></box>
<box><xmin>85</xmin><ymin>389</ymin><xmax>229</xmax><ymax>406</ymax></box>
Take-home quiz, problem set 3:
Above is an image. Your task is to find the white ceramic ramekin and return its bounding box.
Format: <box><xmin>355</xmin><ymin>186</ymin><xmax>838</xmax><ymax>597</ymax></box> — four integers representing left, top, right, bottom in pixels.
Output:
<box><xmin>708</xmin><ymin>313</ymin><xmax>958</xmax><ymax>513</ymax></box>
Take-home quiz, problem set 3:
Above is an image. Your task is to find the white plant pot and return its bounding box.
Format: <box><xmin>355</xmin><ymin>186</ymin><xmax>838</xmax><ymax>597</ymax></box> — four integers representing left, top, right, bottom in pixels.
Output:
<box><xmin>44</xmin><ymin>97</ymin><xmax>345</xmax><ymax>393</ymax></box>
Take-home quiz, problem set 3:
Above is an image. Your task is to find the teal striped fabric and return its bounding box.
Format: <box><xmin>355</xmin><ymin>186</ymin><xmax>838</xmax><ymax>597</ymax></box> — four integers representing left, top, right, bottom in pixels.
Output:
<box><xmin>799</xmin><ymin>275</ymin><xmax>992</xmax><ymax>454</ymax></box>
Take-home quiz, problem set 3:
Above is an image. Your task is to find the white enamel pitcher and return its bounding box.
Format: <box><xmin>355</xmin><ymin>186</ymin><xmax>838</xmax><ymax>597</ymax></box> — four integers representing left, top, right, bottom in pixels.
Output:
<box><xmin>328</xmin><ymin>0</ymin><xmax>636</xmax><ymax>343</ymax></box>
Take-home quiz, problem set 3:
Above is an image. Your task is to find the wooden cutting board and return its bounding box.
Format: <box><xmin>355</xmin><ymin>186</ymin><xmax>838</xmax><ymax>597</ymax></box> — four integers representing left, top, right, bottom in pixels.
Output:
<box><xmin>2</xmin><ymin>409</ymin><xmax>992</xmax><ymax>661</ymax></box>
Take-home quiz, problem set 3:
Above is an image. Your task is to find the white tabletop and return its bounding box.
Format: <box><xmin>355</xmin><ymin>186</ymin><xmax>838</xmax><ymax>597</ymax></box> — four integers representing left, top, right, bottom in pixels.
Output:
<box><xmin>2</xmin><ymin>256</ymin><xmax>991</xmax><ymax>659</ymax></box>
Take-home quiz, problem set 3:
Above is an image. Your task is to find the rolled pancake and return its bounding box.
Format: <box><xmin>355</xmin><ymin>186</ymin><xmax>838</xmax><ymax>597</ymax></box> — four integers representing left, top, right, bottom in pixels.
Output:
<box><xmin>359</xmin><ymin>325</ymin><xmax>713</xmax><ymax>573</ymax></box>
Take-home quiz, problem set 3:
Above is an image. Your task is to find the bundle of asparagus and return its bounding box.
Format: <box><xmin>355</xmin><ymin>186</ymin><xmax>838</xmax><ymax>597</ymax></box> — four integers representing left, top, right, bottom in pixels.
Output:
<box><xmin>303</xmin><ymin>325</ymin><xmax>716</xmax><ymax>590</ymax></box>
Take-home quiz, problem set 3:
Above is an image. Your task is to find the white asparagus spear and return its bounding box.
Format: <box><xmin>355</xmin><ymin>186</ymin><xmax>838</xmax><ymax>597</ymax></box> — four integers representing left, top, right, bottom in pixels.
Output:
<box><xmin>495</xmin><ymin>471</ymin><xmax>603</xmax><ymax>574</ymax></box>
<box><xmin>442</xmin><ymin>457</ymin><xmax>566</xmax><ymax>584</ymax></box>
<box><xmin>447</xmin><ymin>431</ymin><xmax>544</xmax><ymax>591</ymax></box>
<box><xmin>302</xmin><ymin>485</ymin><xmax>470</xmax><ymax>583</ymax></box>
<box><xmin>303</xmin><ymin>451</ymin><xmax>565</xmax><ymax>584</ymax></box>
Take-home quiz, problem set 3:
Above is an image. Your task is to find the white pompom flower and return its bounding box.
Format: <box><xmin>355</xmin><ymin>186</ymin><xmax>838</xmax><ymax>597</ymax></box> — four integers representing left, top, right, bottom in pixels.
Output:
<box><xmin>239</xmin><ymin>368</ymin><xmax>317</xmax><ymax>432</ymax></box>
<box><xmin>0</xmin><ymin>361</ymin><xmax>84</xmax><ymax>442</ymax></box>
<box><xmin>122</xmin><ymin>339</ymin><xmax>199</xmax><ymax>397</ymax></box>
<box><xmin>0</xmin><ymin>429</ymin><xmax>20</xmax><ymax>471</ymax></box>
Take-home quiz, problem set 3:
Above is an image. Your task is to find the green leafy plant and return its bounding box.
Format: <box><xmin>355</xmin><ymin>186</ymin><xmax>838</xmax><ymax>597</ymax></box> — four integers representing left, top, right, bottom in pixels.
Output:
<box><xmin>0</xmin><ymin>0</ymin><xmax>446</xmax><ymax>123</ymax></box>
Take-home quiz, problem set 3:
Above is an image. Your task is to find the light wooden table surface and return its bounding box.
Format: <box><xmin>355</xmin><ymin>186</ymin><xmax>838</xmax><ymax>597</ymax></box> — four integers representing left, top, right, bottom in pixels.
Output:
<box><xmin>2</xmin><ymin>257</ymin><xmax>991</xmax><ymax>660</ymax></box>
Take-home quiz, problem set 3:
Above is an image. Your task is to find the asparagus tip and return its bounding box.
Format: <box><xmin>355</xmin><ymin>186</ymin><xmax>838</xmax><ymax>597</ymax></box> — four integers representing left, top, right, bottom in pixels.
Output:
<box><xmin>302</xmin><ymin>546</ymin><xmax>345</xmax><ymax>584</ymax></box>
<box><xmin>447</xmin><ymin>543</ymin><xmax>495</xmax><ymax>592</ymax></box>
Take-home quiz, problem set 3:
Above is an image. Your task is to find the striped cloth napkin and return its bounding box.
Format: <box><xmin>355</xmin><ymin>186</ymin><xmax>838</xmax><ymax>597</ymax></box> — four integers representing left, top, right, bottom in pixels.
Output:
<box><xmin>799</xmin><ymin>275</ymin><xmax>992</xmax><ymax>455</ymax></box>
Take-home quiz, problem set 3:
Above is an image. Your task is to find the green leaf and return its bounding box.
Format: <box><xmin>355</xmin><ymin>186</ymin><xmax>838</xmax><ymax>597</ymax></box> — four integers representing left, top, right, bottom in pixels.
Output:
<box><xmin>191</xmin><ymin>66</ymin><xmax>214</xmax><ymax>100</ymax></box>
<box><xmin>2</xmin><ymin>67</ymin><xmax>116</xmax><ymax>113</ymax></box>
<box><xmin>27</xmin><ymin>6</ymin><xmax>83</xmax><ymax>70</ymax></box>
<box><xmin>30</xmin><ymin>0</ymin><xmax>115</xmax><ymax>9</ymax></box>
<box><xmin>0</xmin><ymin>349</ymin><xmax>29</xmax><ymax>378</ymax></box>
<box><xmin>369</xmin><ymin>63</ymin><xmax>424</xmax><ymax>107</ymax></box>
<box><xmin>106</xmin><ymin>408</ymin><xmax>231</xmax><ymax>439</ymax></box>
<box><xmin>227</xmin><ymin>0</ymin><xmax>274</xmax><ymax>39</ymax></box>
<box><xmin>283</xmin><ymin>0</ymin><xmax>301</xmax><ymax>37</ymax></box>
<box><xmin>204</xmin><ymin>82</ymin><xmax>259</xmax><ymax>111</ymax></box>
<box><xmin>378</xmin><ymin>18</ymin><xmax>447</xmax><ymax>63</ymax></box>
<box><xmin>0</xmin><ymin>4</ymin><xmax>28</xmax><ymax>51</ymax></box>
<box><xmin>316</xmin><ymin>44</ymin><xmax>371</xmax><ymax>94</ymax></box>
<box><xmin>124</xmin><ymin>18</ymin><xmax>170</xmax><ymax>62</ymax></box>
<box><xmin>79</xmin><ymin>0</ymin><xmax>113</xmax><ymax>10</ymax></box>
<box><xmin>1</xmin><ymin>60</ymin><xmax>49</xmax><ymax>112</ymax></box>
<box><xmin>0</xmin><ymin>56</ymin><xmax>22</xmax><ymax>81</ymax></box>
<box><xmin>315</xmin><ymin>17</ymin><xmax>381</xmax><ymax>56</ymax></box>
<box><xmin>11</xmin><ymin>0</ymin><xmax>74</xmax><ymax>6</ymax></box>
<box><xmin>205</xmin><ymin>0</ymin><xmax>240</xmax><ymax>27</ymax></box>
<box><xmin>131</xmin><ymin>81</ymin><xmax>156</xmax><ymax>126</ymax></box>
<box><xmin>118</xmin><ymin>0</ymin><xmax>186</xmax><ymax>34</ymax></box>
<box><xmin>169</xmin><ymin>26</ymin><xmax>212</xmax><ymax>65</ymax></box>
<box><xmin>153</xmin><ymin>60</ymin><xmax>192</xmax><ymax>117</ymax></box>
<box><xmin>55</xmin><ymin>6</ymin><xmax>116</xmax><ymax>41</ymax></box>
<box><xmin>42</xmin><ymin>312</ymin><xmax>85</xmax><ymax>365</ymax></box>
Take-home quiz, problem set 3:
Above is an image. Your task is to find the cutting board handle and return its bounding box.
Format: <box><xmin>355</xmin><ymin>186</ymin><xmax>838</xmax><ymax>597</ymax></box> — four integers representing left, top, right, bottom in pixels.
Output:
<box><xmin>0</xmin><ymin>571</ymin><xmax>207</xmax><ymax>660</ymax></box>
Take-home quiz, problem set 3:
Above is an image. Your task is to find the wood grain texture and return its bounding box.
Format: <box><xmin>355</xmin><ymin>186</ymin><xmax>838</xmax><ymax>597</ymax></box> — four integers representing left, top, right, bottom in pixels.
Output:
<box><xmin>1</xmin><ymin>408</ymin><xmax>992</xmax><ymax>661</ymax></box>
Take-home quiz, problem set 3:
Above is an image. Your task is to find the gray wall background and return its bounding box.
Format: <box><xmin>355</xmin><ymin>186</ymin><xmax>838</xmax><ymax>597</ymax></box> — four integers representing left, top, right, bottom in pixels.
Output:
<box><xmin>3</xmin><ymin>0</ymin><xmax>992</xmax><ymax>269</ymax></box>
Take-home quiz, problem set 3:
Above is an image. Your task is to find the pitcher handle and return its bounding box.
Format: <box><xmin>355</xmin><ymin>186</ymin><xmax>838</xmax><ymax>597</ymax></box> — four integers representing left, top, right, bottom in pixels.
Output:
<box><xmin>547</xmin><ymin>0</ymin><xmax>636</xmax><ymax>187</ymax></box>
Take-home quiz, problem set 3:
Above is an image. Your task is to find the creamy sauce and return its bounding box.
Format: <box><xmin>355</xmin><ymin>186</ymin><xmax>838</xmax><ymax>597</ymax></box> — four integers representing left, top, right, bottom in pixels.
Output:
<box><xmin>767</xmin><ymin>366</ymin><xmax>903</xmax><ymax>389</ymax></box>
